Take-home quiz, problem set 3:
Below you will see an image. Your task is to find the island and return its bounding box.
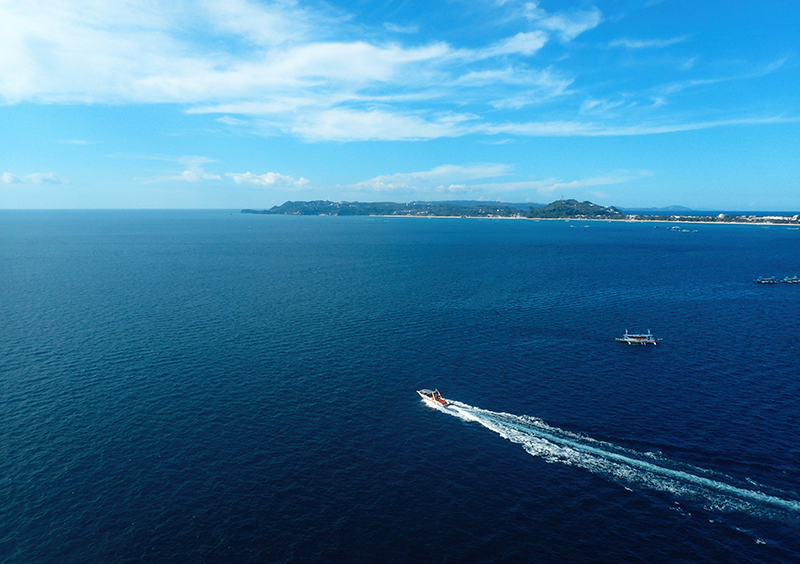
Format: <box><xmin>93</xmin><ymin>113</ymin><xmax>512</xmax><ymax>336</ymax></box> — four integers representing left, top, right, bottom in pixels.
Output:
<box><xmin>242</xmin><ymin>199</ymin><xmax>800</xmax><ymax>225</ymax></box>
<box><xmin>243</xmin><ymin>200</ymin><xmax>534</xmax><ymax>218</ymax></box>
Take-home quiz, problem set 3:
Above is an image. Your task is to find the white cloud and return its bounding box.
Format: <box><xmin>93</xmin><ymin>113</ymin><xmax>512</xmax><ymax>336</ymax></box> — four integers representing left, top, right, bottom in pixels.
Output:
<box><xmin>226</xmin><ymin>171</ymin><xmax>309</xmax><ymax>187</ymax></box>
<box><xmin>0</xmin><ymin>0</ymin><xmax>592</xmax><ymax>143</ymax></box>
<box><xmin>0</xmin><ymin>0</ymin><xmax>455</xmax><ymax>106</ymax></box>
<box><xmin>24</xmin><ymin>172</ymin><xmax>63</xmax><ymax>184</ymax></box>
<box><xmin>1</xmin><ymin>172</ymin><xmax>22</xmax><ymax>183</ymax></box>
<box><xmin>0</xmin><ymin>0</ymin><xmax>786</xmax><ymax>146</ymax></box>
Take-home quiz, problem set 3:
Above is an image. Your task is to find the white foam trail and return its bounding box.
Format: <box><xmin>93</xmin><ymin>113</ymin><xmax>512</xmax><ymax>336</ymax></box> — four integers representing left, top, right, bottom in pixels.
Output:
<box><xmin>436</xmin><ymin>400</ymin><xmax>800</xmax><ymax>515</ymax></box>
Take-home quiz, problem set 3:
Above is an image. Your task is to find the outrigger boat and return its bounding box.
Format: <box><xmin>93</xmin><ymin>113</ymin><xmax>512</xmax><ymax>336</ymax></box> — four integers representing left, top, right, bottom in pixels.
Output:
<box><xmin>417</xmin><ymin>389</ymin><xmax>449</xmax><ymax>407</ymax></box>
<box><xmin>616</xmin><ymin>330</ymin><xmax>660</xmax><ymax>345</ymax></box>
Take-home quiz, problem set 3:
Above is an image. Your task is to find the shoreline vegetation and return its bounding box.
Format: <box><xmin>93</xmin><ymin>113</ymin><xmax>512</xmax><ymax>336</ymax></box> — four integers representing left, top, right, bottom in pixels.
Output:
<box><xmin>242</xmin><ymin>199</ymin><xmax>800</xmax><ymax>225</ymax></box>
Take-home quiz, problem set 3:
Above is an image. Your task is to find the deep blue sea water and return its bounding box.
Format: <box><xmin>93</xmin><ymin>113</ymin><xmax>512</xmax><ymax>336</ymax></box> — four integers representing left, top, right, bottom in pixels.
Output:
<box><xmin>1</xmin><ymin>210</ymin><xmax>799</xmax><ymax>563</ymax></box>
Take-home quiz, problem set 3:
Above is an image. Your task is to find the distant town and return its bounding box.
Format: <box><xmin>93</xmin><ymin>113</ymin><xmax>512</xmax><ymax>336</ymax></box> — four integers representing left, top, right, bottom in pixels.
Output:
<box><xmin>243</xmin><ymin>199</ymin><xmax>800</xmax><ymax>225</ymax></box>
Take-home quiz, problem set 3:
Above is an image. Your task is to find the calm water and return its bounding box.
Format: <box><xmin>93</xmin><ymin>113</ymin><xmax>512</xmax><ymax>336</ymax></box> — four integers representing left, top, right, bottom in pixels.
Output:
<box><xmin>1</xmin><ymin>211</ymin><xmax>799</xmax><ymax>563</ymax></box>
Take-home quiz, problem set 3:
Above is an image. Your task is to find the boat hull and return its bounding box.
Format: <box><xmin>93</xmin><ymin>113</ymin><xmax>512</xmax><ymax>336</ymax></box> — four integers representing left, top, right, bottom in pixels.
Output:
<box><xmin>615</xmin><ymin>337</ymin><xmax>657</xmax><ymax>345</ymax></box>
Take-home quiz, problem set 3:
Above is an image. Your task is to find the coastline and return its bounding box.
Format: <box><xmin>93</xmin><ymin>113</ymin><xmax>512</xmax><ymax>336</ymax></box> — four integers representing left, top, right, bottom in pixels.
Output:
<box><xmin>244</xmin><ymin>199</ymin><xmax>799</xmax><ymax>226</ymax></box>
<box><xmin>368</xmin><ymin>214</ymin><xmax>800</xmax><ymax>227</ymax></box>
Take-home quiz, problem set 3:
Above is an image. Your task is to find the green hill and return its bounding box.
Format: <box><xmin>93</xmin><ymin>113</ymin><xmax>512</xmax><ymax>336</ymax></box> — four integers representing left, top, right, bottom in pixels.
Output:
<box><xmin>527</xmin><ymin>199</ymin><xmax>622</xmax><ymax>219</ymax></box>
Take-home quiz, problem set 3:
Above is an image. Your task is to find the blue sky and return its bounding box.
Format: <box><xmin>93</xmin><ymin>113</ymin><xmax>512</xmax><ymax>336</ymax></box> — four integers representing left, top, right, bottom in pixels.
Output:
<box><xmin>1</xmin><ymin>0</ymin><xmax>798</xmax><ymax>210</ymax></box>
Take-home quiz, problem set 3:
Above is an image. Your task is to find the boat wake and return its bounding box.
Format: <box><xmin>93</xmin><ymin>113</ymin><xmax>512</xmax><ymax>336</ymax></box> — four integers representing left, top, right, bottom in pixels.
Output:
<box><xmin>434</xmin><ymin>399</ymin><xmax>800</xmax><ymax>518</ymax></box>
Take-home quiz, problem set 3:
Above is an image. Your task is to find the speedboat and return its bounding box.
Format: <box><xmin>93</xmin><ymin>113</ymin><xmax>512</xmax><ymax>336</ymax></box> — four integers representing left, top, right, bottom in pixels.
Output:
<box><xmin>417</xmin><ymin>389</ymin><xmax>449</xmax><ymax>407</ymax></box>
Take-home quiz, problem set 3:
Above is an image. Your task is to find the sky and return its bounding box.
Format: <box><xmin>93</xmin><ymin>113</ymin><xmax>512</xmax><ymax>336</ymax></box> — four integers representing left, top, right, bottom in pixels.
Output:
<box><xmin>1</xmin><ymin>0</ymin><xmax>798</xmax><ymax>210</ymax></box>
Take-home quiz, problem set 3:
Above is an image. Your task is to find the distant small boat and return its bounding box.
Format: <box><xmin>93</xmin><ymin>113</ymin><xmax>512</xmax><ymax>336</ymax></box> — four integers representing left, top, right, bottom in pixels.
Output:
<box><xmin>616</xmin><ymin>330</ymin><xmax>660</xmax><ymax>345</ymax></box>
<box><xmin>417</xmin><ymin>388</ymin><xmax>449</xmax><ymax>407</ymax></box>
<box><xmin>755</xmin><ymin>275</ymin><xmax>799</xmax><ymax>284</ymax></box>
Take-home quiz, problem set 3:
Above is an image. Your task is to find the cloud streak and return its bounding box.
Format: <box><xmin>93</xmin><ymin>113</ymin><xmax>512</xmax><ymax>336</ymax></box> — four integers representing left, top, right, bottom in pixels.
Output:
<box><xmin>484</xmin><ymin>116</ymin><xmax>795</xmax><ymax>137</ymax></box>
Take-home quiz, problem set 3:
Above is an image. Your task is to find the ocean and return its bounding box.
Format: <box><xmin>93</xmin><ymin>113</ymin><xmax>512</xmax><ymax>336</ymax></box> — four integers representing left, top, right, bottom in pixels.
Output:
<box><xmin>1</xmin><ymin>210</ymin><xmax>798</xmax><ymax>563</ymax></box>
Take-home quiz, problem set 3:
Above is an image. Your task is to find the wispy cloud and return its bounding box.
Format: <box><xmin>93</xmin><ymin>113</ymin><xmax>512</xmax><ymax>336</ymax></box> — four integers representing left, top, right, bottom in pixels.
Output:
<box><xmin>660</xmin><ymin>57</ymin><xmax>788</xmax><ymax>95</ymax></box>
<box><xmin>478</xmin><ymin>31</ymin><xmax>548</xmax><ymax>57</ymax></box>
<box><xmin>610</xmin><ymin>36</ymin><xmax>689</xmax><ymax>49</ymax></box>
<box><xmin>1</xmin><ymin>172</ymin><xmax>22</xmax><ymax>184</ymax></box>
<box><xmin>2</xmin><ymin>171</ymin><xmax>67</xmax><ymax>184</ymax></box>
<box><xmin>353</xmin><ymin>164</ymin><xmax>513</xmax><ymax>192</ymax></box>
<box><xmin>24</xmin><ymin>172</ymin><xmax>64</xmax><ymax>184</ymax></box>
<box><xmin>680</xmin><ymin>57</ymin><xmax>697</xmax><ymax>71</ymax></box>
<box><xmin>384</xmin><ymin>22</ymin><xmax>419</xmax><ymax>34</ymax></box>
<box><xmin>485</xmin><ymin>116</ymin><xmax>795</xmax><ymax>137</ymax></box>
<box><xmin>285</xmin><ymin>109</ymin><xmax>478</xmax><ymax>142</ymax></box>
<box><xmin>534</xmin><ymin>171</ymin><xmax>652</xmax><ymax>194</ymax></box>
<box><xmin>350</xmin><ymin>165</ymin><xmax>650</xmax><ymax>200</ymax></box>
<box><xmin>170</xmin><ymin>170</ymin><xmax>222</xmax><ymax>182</ymax></box>
<box><xmin>463</xmin><ymin>170</ymin><xmax>650</xmax><ymax>196</ymax></box>
<box><xmin>483</xmin><ymin>67</ymin><xmax>574</xmax><ymax>109</ymax></box>
<box><xmin>579</xmin><ymin>98</ymin><xmax>625</xmax><ymax>115</ymax></box>
<box><xmin>111</xmin><ymin>154</ymin><xmax>223</xmax><ymax>183</ymax></box>
<box><xmin>110</xmin><ymin>153</ymin><xmax>220</xmax><ymax>168</ymax></box>
<box><xmin>523</xmin><ymin>2</ymin><xmax>603</xmax><ymax>42</ymax></box>
<box><xmin>226</xmin><ymin>172</ymin><xmax>309</xmax><ymax>188</ymax></box>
